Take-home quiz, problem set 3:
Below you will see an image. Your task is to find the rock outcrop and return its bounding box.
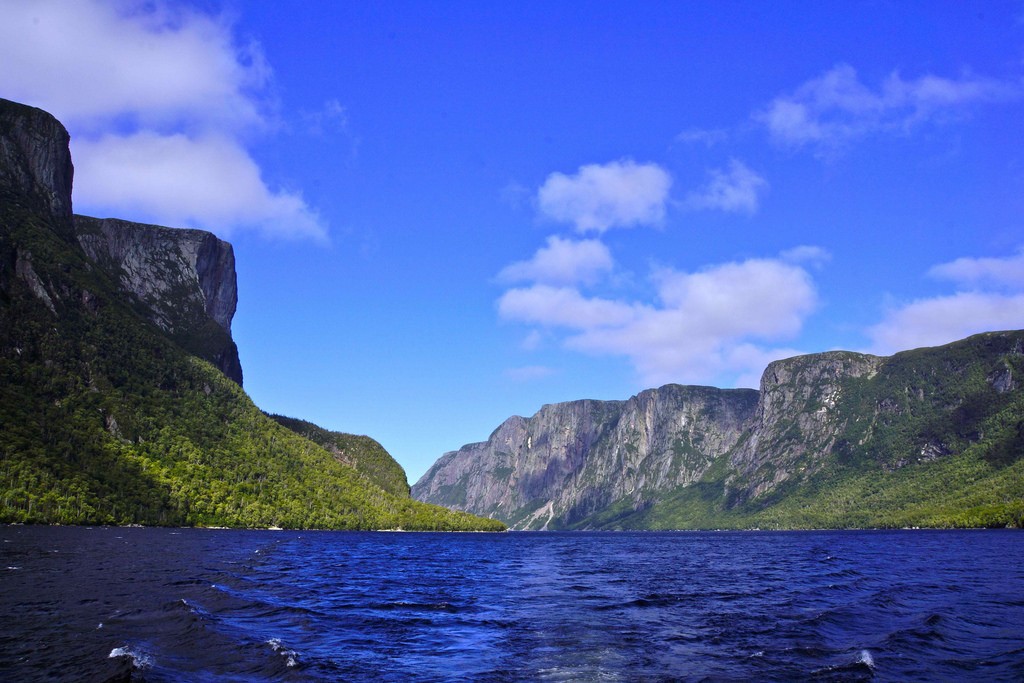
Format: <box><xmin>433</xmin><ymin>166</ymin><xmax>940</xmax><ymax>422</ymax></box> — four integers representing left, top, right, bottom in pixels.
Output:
<box><xmin>412</xmin><ymin>385</ymin><xmax>759</xmax><ymax>528</ymax></box>
<box><xmin>74</xmin><ymin>216</ymin><xmax>242</xmax><ymax>384</ymax></box>
<box><xmin>414</xmin><ymin>331</ymin><xmax>1024</xmax><ymax>529</ymax></box>
<box><xmin>0</xmin><ymin>97</ymin><xmax>242</xmax><ymax>385</ymax></box>
<box><xmin>0</xmin><ymin>98</ymin><xmax>74</xmax><ymax>224</ymax></box>
<box><xmin>724</xmin><ymin>351</ymin><xmax>883</xmax><ymax>504</ymax></box>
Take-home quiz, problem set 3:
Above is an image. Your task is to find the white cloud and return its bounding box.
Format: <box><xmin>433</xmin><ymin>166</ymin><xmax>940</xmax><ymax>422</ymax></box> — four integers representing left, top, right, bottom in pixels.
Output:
<box><xmin>0</xmin><ymin>0</ymin><xmax>267</xmax><ymax>131</ymax></box>
<box><xmin>928</xmin><ymin>249</ymin><xmax>1024</xmax><ymax>289</ymax></box>
<box><xmin>0</xmin><ymin>0</ymin><xmax>324</xmax><ymax>240</ymax></box>
<box><xmin>537</xmin><ymin>160</ymin><xmax>672</xmax><ymax>233</ymax></box>
<box><xmin>652</xmin><ymin>259</ymin><xmax>816</xmax><ymax>339</ymax></box>
<box><xmin>867</xmin><ymin>292</ymin><xmax>1024</xmax><ymax>355</ymax></box>
<box><xmin>757</xmin><ymin>63</ymin><xmax>1019</xmax><ymax>152</ymax></box>
<box><xmin>302</xmin><ymin>99</ymin><xmax>350</xmax><ymax>136</ymax></box>
<box><xmin>781</xmin><ymin>245</ymin><xmax>832</xmax><ymax>268</ymax></box>
<box><xmin>497</xmin><ymin>254</ymin><xmax>820</xmax><ymax>387</ymax></box>
<box><xmin>866</xmin><ymin>250</ymin><xmax>1024</xmax><ymax>354</ymax></box>
<box><xmin>684</xmin><ymin>159</ymin><xmax>768</xmax><ymax>214</ymax></box>
<box><xmin>520</xmin><ymin>330</ymin><xmax>545</xmax><ymax>351</ymax></box>
<box><xmin>675</xmin><ymin>127</ymin><xmax>729</xmax><ymax>147</ymax></box>
<box><xmin>74</xmin><ymin>132</ymin><xmax>326</xmax><ymax>240</ymax></box>
<box><xmin>497</xmin><ymin>236</ymin><xmax>614</xmax><ymax>286</ymax></box>
<box><xmin>498</xmin><ymin>285</ymin><xmax>637</xmax><ymax>330</ymax></box>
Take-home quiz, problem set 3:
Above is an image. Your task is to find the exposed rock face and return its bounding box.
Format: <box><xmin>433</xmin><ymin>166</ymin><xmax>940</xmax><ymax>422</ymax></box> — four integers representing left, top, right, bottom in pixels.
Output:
<box><xmin>412</xmin><ymin>385</ymin><xmax>759</xmax><ymax>529</ymax></box>
<box><xmin>415</xmin><ymin>332</ymin><xmax>1024</xmax><ymax>529</ymax></box>
<box><xmin>0</xmin><ymin>97</ymin><xmax>242</xmax><ymax>385</ymax></box>
<box><xmin>0</xmin><ymin>98</ymin><xmax>74</xmax><ymax>226</ymax></box>
<box><xmin>74</xmin><ymin>216</ymin><xmax>242</xmax><ymax>384</ymax></box>
<box><xmin>725</xmin><ymin>351</ymin><xmax>883</xmax><ymax>503</ymax></box>
<box><xmin>75</xmin><ymin>217</ymin><xmax>237</xmax><ymax>333</ymax></box>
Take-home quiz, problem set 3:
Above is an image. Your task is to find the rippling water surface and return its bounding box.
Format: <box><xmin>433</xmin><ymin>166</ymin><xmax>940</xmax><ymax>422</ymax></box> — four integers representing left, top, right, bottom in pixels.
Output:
<box><xmin>2</xmin><ymin>526</ymin><xmax>1023</xmax><ymax>681</ymax></box>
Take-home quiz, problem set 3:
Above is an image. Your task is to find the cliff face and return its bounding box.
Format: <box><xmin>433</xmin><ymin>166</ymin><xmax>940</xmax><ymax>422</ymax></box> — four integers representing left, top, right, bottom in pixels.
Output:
<box><xmin>74</xmin><ymin>216</ymin><xmax>242</xmax><ymax>385</ymax></box>
<box><xmin>0</xmin><ymin>97</ymin><xmax>241</xmax><ymax>384</ymax></box>
<box><xmin>0</xmin><ymin>97</ymin><xmax>504</xmax><ymax>531</ymax></box>
<box><xmin>412</xmin><ymin>385</ymin><xmax>758</xmax><ymax>529</ymax></box>
<box><xmin>415</xmin><ymin>331</ymin><xmax>1024</xmax><ymax>529</ymax></box>
<box><xmin>0</xmin><ymin>99</ymin><xmax>74</xmax><ymax>225</ymax></box>
<box><xmin>725</xmin><ymin>351</ymin><xmax>884</xmax><ymax>504</ymax></box>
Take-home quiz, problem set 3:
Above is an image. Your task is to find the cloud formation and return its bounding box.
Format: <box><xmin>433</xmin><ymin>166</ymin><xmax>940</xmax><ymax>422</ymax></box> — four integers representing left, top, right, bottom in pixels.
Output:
<box><xmin>684</xmin><ymin>159</ymin><xmax>768</xmax><ymax>214</ymax></box>
<box><xmin>537</xmin><ymin>160</ymin><xmax>672</xmax><ymax>233</ymax></box>
<box><xmin>498</xmin><ymin>252</ymin><xmax>820</xmax><ymax>387</ymax></box>
<box><xmin>928</xmin><ymin>249</ymin><xmax>1024</xmax><ymax>290</ymax></box>
<box><xmin>497</xmin><ymin>236</ymin><xmax>614</xmax><ymax>286</ymax></box>
<box><xmin>74</xmin><ymin>133</ymin><xmax>324</xmax><ymax>240</ymax></box>
<box><xmin>757</xmin><ymin>63</ymin><xmax>1018</xmax><ymax>152</ymax></box>
<box><xmin>0</xmin><ymin>0</ymin><xmax>325</xmax><ymax>239</ymax></box>
<box><xmin>866</xmin><ymin>250</ymin><xmax>1024</xmax><ymax>354</ymax></box>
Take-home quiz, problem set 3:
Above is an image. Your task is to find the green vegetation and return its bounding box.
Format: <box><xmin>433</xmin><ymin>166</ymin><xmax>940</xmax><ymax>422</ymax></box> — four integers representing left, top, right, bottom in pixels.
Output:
<box><xmin>0</xmin><ymin>100</ymin><xmax>504</xmax><ymax>531</ymax></box>
<box><xmin>599</xmin><ymin>449</ymin><xmax>1023</xmax><ymax>530</ymax></box>
<box><xmin>572</xmin><ymin>333</ymin><xmax>1024</xmax><ymax>530</ymax></box>
<box><xmin>269</xmin><ymin>414</ymin><xmax>412</xmax><ymax>499</ymax></box>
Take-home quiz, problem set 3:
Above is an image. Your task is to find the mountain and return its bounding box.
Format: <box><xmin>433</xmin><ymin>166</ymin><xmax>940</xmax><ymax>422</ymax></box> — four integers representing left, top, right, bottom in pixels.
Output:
<box><xmin>74</xmin><ymin>215</ymin><xmax>242</xmax><ymax>385</ymax></box>
<box><xmin>0</xmin><ymin>97</ymin><xmax>503</xmax><ymax>531</ymax></box>
<box><xmin>269</xmin><ymin>414</ymin><xmax>411</xmax><ymax>499</ymax></box>
<box><xmin>413</xmin><ymin>333</ymin><xmax>1024</xmax><ymax>529</ymax></box>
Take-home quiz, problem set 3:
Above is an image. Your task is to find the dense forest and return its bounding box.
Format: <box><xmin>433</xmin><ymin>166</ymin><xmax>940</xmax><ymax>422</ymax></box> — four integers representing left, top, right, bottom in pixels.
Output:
<box><xmin>0</xmin><ymin>98</ymin><xmax>504</xmax><ymax>531</ymax></box>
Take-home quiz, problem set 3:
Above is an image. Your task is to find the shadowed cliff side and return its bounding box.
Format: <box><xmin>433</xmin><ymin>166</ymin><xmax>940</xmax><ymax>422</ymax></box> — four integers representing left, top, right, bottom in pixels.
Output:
<box><xmin>74</xmin><ymin>215</ymin><xmax>242</xmax><ymax>385</ymax></box>
<box><xmin>0</xmin><ymin>97</ymin><xmax>504</xmax><ymax>531</ymax></box>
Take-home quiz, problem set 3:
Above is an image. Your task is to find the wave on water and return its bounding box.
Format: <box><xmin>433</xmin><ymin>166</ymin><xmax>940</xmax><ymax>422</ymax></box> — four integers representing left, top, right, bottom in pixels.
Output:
<box><xmin>3</xmin><ymin>527</ymin><xmax>1024</xmax><ymax>681</ymax></box>
<box><xmin>267</xmin><ymin>637</ymin><xmax>300</xmax><ymax>668</ymax></box>
<box><xmin>109</xmin><ymin>644</ymin><xmax>153</xmax><ymax>670</ymax></box>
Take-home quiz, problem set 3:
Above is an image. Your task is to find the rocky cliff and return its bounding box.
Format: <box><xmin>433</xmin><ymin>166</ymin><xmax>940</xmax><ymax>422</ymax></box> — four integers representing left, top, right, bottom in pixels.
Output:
<box><xmin>724</xmin><ymin>351</ymin><xmax>884</xmax><ymax>505</ymax></box>
<box><xmin>0</xmin><ymin>99</ymin><xmax>73</xmax><ymax>224</ymax></box>
<box><xmin>0</xmin><ymin>97</ymin><xmax>505</xmax><ymax>531</ymax></box>
<box><xmin>412</xmin><ymin>384</ymin><xmax>759</xmax><ymax>529</ymax></box>
<box><xmin>0</xmin><ymin>98</ymin><xmax>241</xmax><ymax>384</ymax></box>
<box><xmin>414</xmin><ymin>332</ymin><xmax>1024</xmax><ymax>529</ymax></box>
<box><xmin>74</xmin><ymin>216</ymin><xmax>242</xmax><ymax>384</ymax></box>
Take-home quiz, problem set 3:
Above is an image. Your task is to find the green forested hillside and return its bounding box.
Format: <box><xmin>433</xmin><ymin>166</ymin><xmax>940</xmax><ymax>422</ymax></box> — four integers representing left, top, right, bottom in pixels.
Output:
<box><xmin>0</xmin><ymin>98</ymin><xmax>504</xmax><ymax>531</ymax></box>
<box><xmin>269</xmin><ymin>415</ymin><xmax>412</xmax><ymax>499</ymax></box>
<box><xmin>580</xmin><ymin>333</ymin><xmax>1024</xmax><ymax>530</ymax></box>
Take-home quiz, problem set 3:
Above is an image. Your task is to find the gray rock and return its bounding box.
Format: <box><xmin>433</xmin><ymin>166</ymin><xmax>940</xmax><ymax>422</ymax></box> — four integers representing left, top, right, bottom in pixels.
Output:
<box><xmin>414</xmin><ymin>332</ymin><xmax>1024</xmax><ymax>528</ymax></box>
<box><xmin>74</xmin><ymin>215</ymin><xmax>242</xmax><ymax>385</ymax></box>
<box><xmin>412</xmin><ymin>385</ymin><xmax>758</xmax><ymax>529</ymax></box>
<box><xmin>0</xmin><ymin>97</ymin><xmax>242</xmax><ymax>385</ymax></box>
<box><xmin>0</xmin><ymin>98</ymin><xmax>74</xmax><ymax>225</ymax></box>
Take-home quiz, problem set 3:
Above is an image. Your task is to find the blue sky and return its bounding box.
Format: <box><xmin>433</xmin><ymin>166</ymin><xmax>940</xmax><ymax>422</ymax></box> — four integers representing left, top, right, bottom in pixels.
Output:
<box><xmin>2</xmin><ymin>1</ymin><xmax>1023</xmax><ymax>482</ymax></box>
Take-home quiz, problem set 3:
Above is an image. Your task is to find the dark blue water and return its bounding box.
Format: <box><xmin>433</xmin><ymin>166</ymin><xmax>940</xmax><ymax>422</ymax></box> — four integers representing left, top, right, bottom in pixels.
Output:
<box><xmin>1</xmin><ymin>527</ymin><xmax>1023</xmax><ymax>681</ymax></box>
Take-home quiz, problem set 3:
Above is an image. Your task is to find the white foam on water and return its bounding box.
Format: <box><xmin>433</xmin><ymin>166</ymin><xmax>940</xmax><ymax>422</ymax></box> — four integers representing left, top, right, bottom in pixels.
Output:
<box><xmin>109</xmin><ymin>645</ymin><xmax>153</xmax><ymax>669</ymax></box>
<box><xmin>858</xmin><ymin>649</ymin><xmax>875</xmax><ymax>670</ymax></box>
<box><xmin>267</xmin><ymin>638</ymin><xmax>299</xmax><ymax>667</ymax></box>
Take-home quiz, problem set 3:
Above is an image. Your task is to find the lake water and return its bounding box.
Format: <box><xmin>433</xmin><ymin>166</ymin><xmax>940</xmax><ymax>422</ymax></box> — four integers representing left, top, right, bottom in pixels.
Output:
<box><xmin>1</xmin><ymin>526</ymin><xmax>1022</xmax><ymax>682</ymax></box>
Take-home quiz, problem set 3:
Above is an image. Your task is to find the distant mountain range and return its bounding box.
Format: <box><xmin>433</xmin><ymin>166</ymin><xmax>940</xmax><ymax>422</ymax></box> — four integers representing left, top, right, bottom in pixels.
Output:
<box><xmin>413</xmin><ymin>333</ymin><xmax>1024</xmax><ymax>529</ymax></box>
<box><xmin>0</xmin><ymin>97</ymin><xmax>503</xmax><ymax>531</ymax></box>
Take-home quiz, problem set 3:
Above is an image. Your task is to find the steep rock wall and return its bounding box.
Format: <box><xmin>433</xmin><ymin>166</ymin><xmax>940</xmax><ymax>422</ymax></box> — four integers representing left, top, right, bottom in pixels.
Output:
<box><xmin>0</xmin><ymin>98</ymin><xmax>241</xmax><ymax>385</ymax></box>
<box><xmin>412</xmin><ymin>385</ymin><xmax>758</xmax><ymax>529</ymax></box>
<box><xmin>0</xmin><ymin>98</ymin><xmax>74</xmax><ymax>225</ymax></box>
<box><xmin>74</xmin><ymin>216</ymin><xmax>241</xmax><ymax>384</ymax></box>
<box><xmin>725</xmin><ymin>351</ymin><xmax>883</xmax><ymax>503</ymax></box>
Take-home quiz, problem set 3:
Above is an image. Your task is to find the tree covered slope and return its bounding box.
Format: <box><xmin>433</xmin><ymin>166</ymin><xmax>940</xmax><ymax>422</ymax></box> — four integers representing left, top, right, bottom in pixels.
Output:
<box><xmin>415</xmin><ymin>332</ymin><xmax>1024</xmax><ymax>530</ymax></box>
<box><xmin>0</xmin><ymin>98</ymin><xmax>503</xmax><ymax>531</ymax></box>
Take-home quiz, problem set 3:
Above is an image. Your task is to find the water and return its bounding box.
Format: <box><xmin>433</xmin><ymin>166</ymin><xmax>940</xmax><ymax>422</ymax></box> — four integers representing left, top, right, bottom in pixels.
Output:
<box><xmin>1</xmin><ymin>527</ymin><xmax>1023</xmax><ymax>682</ymax></box>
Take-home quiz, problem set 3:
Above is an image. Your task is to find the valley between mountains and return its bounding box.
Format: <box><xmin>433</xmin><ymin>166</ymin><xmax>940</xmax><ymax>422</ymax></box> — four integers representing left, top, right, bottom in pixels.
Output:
<box><xmin>2</xmin><ymin>96</ymin><xmax>1021</xmax><ymax>532</ymax></box>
